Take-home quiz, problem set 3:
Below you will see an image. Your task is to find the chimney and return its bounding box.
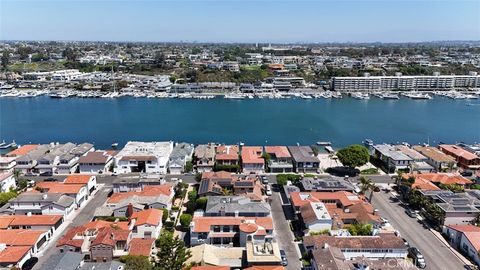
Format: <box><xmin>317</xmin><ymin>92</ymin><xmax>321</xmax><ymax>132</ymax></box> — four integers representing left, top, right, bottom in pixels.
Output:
<box><xmin>42</xmin><ymin>194</ymin><xmax>48</xmax><ymax>200</ymax></box>
<box><xmin>126</xmin><ymin>203</ymin><xmax>134</xmax><ymax>217</ymax></box>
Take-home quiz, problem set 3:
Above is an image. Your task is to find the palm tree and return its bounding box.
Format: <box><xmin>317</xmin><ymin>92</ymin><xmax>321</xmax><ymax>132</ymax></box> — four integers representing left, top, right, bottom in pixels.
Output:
<box><xmin>359</xmin><ymin>176</ymin><xmax>373</xmax><ymax>195</ymax></box>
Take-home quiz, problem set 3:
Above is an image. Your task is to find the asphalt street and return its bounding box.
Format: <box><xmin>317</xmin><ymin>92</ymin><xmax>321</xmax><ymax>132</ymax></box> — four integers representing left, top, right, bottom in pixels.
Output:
<box><xmin>371</xmin><ymin>191</ymin><xmax>465</xmax><ymax>270</ymax></box>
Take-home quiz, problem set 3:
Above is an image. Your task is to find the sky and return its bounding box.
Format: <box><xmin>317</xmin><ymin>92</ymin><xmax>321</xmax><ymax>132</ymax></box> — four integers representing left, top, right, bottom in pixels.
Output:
<box><xmin>1</xmin><ymin>0</ymin><xmax>479</xmax><ymax>43</ymax></box>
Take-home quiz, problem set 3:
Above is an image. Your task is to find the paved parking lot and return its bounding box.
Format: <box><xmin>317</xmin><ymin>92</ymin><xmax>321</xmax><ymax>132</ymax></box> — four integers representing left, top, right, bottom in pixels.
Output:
<box><xmin>371</xmin><ymin>191</ymin><xmax>465</xmax><ymax>270</ymax></box>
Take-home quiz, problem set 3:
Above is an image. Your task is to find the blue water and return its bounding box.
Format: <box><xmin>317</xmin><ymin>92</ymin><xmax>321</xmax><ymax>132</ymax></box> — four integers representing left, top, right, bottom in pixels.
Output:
<box><xmin>1</xmin><ymin>96</ymin><xmax>479</xmax><ymax>149</ymax></box>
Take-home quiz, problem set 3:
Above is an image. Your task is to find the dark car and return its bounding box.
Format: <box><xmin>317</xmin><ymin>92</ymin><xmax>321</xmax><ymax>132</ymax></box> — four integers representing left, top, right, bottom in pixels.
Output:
<box><xmin>39</xmin><ymin>171</ymin><xmax>52</xmax><ymax>176</ymax></box>
<box><xmin>22</xmin><ymin>257</ymin><xmax>38</xmax><ymax>270</ymax></box>
<box><xmin>326</xmin><ymin>166</ymin><xmax>360</xmax><ymax>177</ymax></box>
<box><xmin>279</xmin><ymin>249</ymin><xmax>288</xmax><ymax>266</ymax></box>
<box><xmin>408</xmin><ymin>247</ymin><xmax>426</xmax><ymax>268</ymax></box>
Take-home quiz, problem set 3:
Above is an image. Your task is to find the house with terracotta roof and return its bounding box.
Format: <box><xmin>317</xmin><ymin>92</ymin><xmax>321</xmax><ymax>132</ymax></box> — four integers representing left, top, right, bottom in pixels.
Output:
<box><xmin>443</xmin><ymin>225</ymin><xmax>480</xmax><ymax>266</ymax></box>
<box><xmin>0</xmin><ymin>156</ymin><xmax>16</xmax><ymax>173</ymax></box>
<box><xmin>5</xmin><ymin>144</ymin><xmax>40</xmax><ymax>158</ymax></box>
<box><xmin>130</xmin><ymin>208</ymin><xmax>163</xmax><ymax>238</ymax></box>
<box><xmin>0</xmin><ymin>214</ymin><xmax>63</xmax><ymax>239</ymax></box>
<box><xmin>299</xmin><ymin>202</ymin><xmax>333</xmax><ymax>232</ymax></box>
<box><xmin>189</xmin><ymin>216</ymin><xmax>274</xmax><ymax>247</ymax></box>
<box><xmin>56</xmin><ymin>220</ymin><xmax>131</xmax><ymax>261</ymax></box>
<box><xmin>242</xmin><ymin>146</ymin><xmax>265</xmax><ymax>174</ymax></box>
<box><xmin>403</xmin><ymin>173</ymin><xmax>472</xmax><ymax>190</ymax></box>
<box><xmin>8</xmin><ymin>192</ymin><xmax>75</xmax><ymax>217</ymax></box>
<box><xmin>0</xmin><ymin>171</ymin><xmax>15</xmax><ymax>192</ymax></box>
<box><xmin>413</xmin><ymin>146</ymin><xmax>456</xmax><ymax>172</ymax></box>
<box><xmin>264</xmin><ymin>146</ymin><xmax>293</xmax><ymax>173</ymax></box>
<box><xmin>215</xmin><ymin>145</ymin><xmax>239</xmax><ymax>167</ymax></box>
<box><xmin>287</xmin><ymin>146</ymin><xmax>320</xmax><ymax>173</ymax></box>
<box><xmin>303</xmin><ymin>234</ymin><xmax>408</xmax><ymax>260</ymax></box>
<box><xmin>129</xmin><ymin>238</ymin><xmax>156</xmax><ymax>258</ymax></box>
<box><xmin>194</xmin><ymin>143</ymin><xmax>217</xmax><ymax>173</ymax></box>
<box><xmin>199</xmin><ymin>172</ymin><xmax>264</xmax><ymax>201</ymax></box>
<box><xmin>439</xmin><ymin>144</ymin><xmax>480</xmax><ymax>172</ymax></box>
<box><xmin>64</xmin><ymin>174</ymin><xmax>97</xmax><ymax>194</ymax></box>
<box><xmin>0</xmin><ymin>229</ymin><xmax>49</xmax><ymax>268</ymax></box>
<box><xmin>34</xmin><ymin>181</ymin><xmax>89</xmax><ymax>208</ymax></box>
<box><xmin>78</xmin><ymin>150</ymin><xmax>115</xmax><ymax>174</ymax></box>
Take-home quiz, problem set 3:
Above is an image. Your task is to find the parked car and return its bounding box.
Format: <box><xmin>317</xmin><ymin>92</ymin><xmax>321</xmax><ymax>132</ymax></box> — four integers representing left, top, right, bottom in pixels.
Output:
<box><xmin>22</xmin><ymin>257</ymin><xmax>38</xmax><ymax>270</ymax></box>
<box><xmin>408</xmin><ymin>247</ymin><xmax>426</xmax><ymax>268</ymax></box>
<box><xmin>402</xmin><ymin>238</ymin><xmax>410</xmax><ymax>247</ymax></box>
<box><xmin>261</xmin><ymin>176</ymin><xmax>269</xmax><ymax>185</ymax></box>
<box><xmin>405</xmin><ymin>208</ymin><xmax>417</xmax><ymax>218</ymax></box>
<box><xmin>265</xmin><ymin>185</ymin><xmax>272</xmax><ymax>196</ymax></box>
<box><xmin>279</xmin><ymin>250</ymin><xmax>288</xmax><ymax>266</ymax></box>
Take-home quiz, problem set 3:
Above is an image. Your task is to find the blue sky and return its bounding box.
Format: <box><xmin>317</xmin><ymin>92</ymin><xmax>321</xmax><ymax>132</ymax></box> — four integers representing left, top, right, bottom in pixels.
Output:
<box><xmin>1</xmin><ymin>0</ymin><xmax>479</xmax><ymax>43</ymax></box>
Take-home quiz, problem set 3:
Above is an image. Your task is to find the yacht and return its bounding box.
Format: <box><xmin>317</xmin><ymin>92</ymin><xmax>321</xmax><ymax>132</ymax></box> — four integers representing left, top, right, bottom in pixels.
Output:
<box><xmin>403</xmin><ymin>92</ymin><xmax>432</xmax><ymax>100</ymax></box>
<box><xmin>381</xmin><ymin>93</ymin><xmax>400</xmax><ymax>100</ymax></box>
<box><xmin>224</xmin><ymin>93</ymin><xmax>245</xmax><ymax>99</ymax></box>
<box><xmin>351</xmin><ymin>92</ymin><xmax>370</xmax><ymax>100</ymax></box>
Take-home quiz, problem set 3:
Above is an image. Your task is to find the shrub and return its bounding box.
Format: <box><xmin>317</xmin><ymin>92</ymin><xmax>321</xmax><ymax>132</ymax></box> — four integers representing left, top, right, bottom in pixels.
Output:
<box><xmin>162</xmin><ymin>208</ymin><xmax>169</xmax><ymax>223</ymax></box>
<box><xmin>180</xmin><ymin>213</ymin><xmax>192</xmax><ymax>228</ymax></box>
<box><xmin>337</xmin><ymin>144</ymin><xmax>370</xmax><ymax>168</ymax></box>
<box><xmin>195</xmin><ymin>197</ymin><xmax>208</xmax><ymax>211</ymax></box>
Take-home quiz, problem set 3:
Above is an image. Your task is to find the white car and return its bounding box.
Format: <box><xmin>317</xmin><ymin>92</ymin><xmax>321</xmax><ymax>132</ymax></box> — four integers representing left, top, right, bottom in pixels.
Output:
<box><xmin>265</xmin><ymin>185</ymin><xmax>272</xmax><ymax>196</ymax></box>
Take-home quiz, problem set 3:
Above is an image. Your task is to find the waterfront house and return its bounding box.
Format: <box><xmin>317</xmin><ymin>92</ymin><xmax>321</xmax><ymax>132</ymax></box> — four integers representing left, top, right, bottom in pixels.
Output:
<box><xmin>0</xmin><ymin>171</ymin><xmax>16</xmax><ymax>192</ymax></box>
<box><xmin>198</xmin><ymin>172</ymin><xmax>264</xmax><ymax>201</ymax></box>
<box><xmin>215</xmin><ymin>145</ymin><xmax>240</xmax><ymax>169</ymax></box>
<box><xmin>395</xmin><ymin>145</ymin><xmax>434</xmax><ymax>173</ymax></box>
<box><xmin>189</xmin><ymin>216</ymin><xmax>273</xmax><ymax>247</ymax></box>
<box><xmin>264</xmin><ymin>146</ymin><xmax>293</xmax><ymax>173</ymax></box>
<box><xmin>439</xmin><ymin>144</ymin><xmax>480</xmax><ymax>172</ymax></box>
<box><xmin>78</xmin><ymin>150</ymin><xmax>115</xmax><ymax>174</ymax></box>
<box><xmin>0</xmin><ymin>229</ymin><xmax>49</xmax><ymax>268</ymax></box>
<box><xmin>168</xmin><ymin>142</ymin><xmax>194</xmax><ymax>175</ymax></box>
<box><xmin>0</xmin><ymin>156</ymin><xmax>16</xmax><ymax>173</ymax></box>
<box><xmin>303</xmin><ymin>234</ymin><xmax>408</xmax><ymax>260</ymax></box>
<box><xmin>287</xmin><ymin>146</ymin><xmax>320</xmax><ymax>173</ymax></box>
<box><xmin>373</xmin><ymin>144</ymin><xmax>413</xmax><ymax>173</ymax></box>
<box><xmin>241</xmin><ymin>146</ymin><xmax>265</xmax><ymax>174</ymax></box>
<box><xmin>9</xmin><ymin>192</ymin><xmax>75</xmax><ymax>217</ymax></box>
<box><xmin>114</xmin><ymin>141</ymin><xmax>174</xmax><ymax>174</ymax></box>
<box><xmin>194</xmin><ymin>143</ymin><xmax>217</xmax><ymax>173</ymax></box>
<box><xmin>443</xmin><ymin>225</ymin><xmax>480</xmax><ymax>266</ymax></box>
<box><xmin>413</xmin><ymin>146</ymin><xmax>456</xmax><ymax>172</ymax></box>
<box><xmin>205</xmin><ymin>196</ymin><xmax>271</xmax><ymax>217</ymax></box>
<box><xmin>5</xmin><ymin>144</ymin><xmax>39</xmax><ymax>158</ymax></box>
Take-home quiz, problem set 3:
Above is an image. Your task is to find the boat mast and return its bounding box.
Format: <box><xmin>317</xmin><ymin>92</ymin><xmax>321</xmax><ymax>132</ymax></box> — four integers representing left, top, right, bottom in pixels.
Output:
<box><xmin>111</xmin><ymin>65</ymin><xmax>116</xmax><ymax>93</ymax></box>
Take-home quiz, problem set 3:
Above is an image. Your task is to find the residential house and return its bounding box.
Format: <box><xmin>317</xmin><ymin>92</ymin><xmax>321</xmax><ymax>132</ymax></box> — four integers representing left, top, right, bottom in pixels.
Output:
<box><xmin>112</xmin><ymin>173</ymin><xmax>165</xmax><ymax>193</ymax></box>
<box><xmin>8</xmin><ymin>192</ymin><xmax>75</xmax><ymax>217</ymax></box>
<box><xmin>287</xmin><ymin>146</ymin><xmax>320</xmax><ymax>173</ymax></box>
<box><xmin>56</xmin><ymin>220</ymin><xmax>131</xmax><ymax>261</ymax></box>
<box><xmin>34</xmin><ymin>181</ymin><xmax>89</xmax><ymax>208</ymax></box>
<box><xmin>264</xmin><ymin>146</ymin><xmax>293</xmax><ymax>173</ymax></box>
<box><xmin>168</xmin><ymin>142</ymin><xmax>194</xmax><ymax>174</ymax></box>
<box><xmin>5</xmin><ymin>144</ymin><xmax>39</xmax><ymax>158</ymax></box>
<box><xmin>194</xmin><ymin>143</ymin><xmax>217</xmax><ymax>173</ymax></box>
<box><xmin>404</xmin><ymin>173</ymin><xmax>472</xmax><ymax>190</ymax></box>
<box><xmin>395</xmin><ymin>145</ymin><xmax>434</xmax><ymax>173</ymax></box>
<box><xmin>215</xmin><ymin>145</ymin><xmax>239</xmax><ymax>168</ymax></box>
<box><xmin>64</xmin><ymin>174</ymin><xmax>97</xmax><ymax>195</ymax></box>
<box><xmin>0</xmin><ymin>229</ymin><xmax>49</xmax><ymax>268</ymax></box>
<box><xmin>0</xmin><ymin>171</ymin><xmax>16</xmax><ymax>192</ymax></box>
<box><xmin>242</xmin><ymin>146</ymin><xmax>265</xmax><ymax>174</ymax></box>
<box><xmin>198</xmin><ymin>172</ymin><xmax>264</xmax><ymax>201</ymax></box>
<box><xmin>114</xmin><ymin>141</ymin><xmax>174</xmax><ymax>174</ymax></box>
<box><xmin>439</xmin><ymin>144</ymin><xmax>480</xmax><ymax>172</ymax></box>
<box><xmin>78</xmin><ymin>150</ymin><xmax>115</xmax><ymax>174</ymax></box>
<box><xmin>413</xmin><ymin>146</ymin><xmax>456</xmax><ymax>172</ymax></box>
<box><xmin>0</xmin><ymin>215</ymin><xmax>63</xmax><ymax>239</ymax></box>
<box><xmin>0</xmin><ymin>156</ymin><xmax>16</xmax><ymax>173</ymax></box>
<box><xmin>443</xmin><ymin>225</ymin><xmax>480</xmax><ymax>266</ymax></box>
<box><xmin>420</xmin><ymin>190</ymin><xmax>480</xmax><ymax>225</ymax></box>
<box><xmin>205</xmin><ymin>196</ymin><xmax>271</xmax><ymax>217</ymax></box>
<box><xmin>130</xmin><ymin>208</ymin><xmax>163</xmax><ymax>239</ymax></box>
<box><xmin>304</xmin><ymin>234</ymin><xmax>408</xmax><ymax>260</ymax></box>
<box><xmin>189</xmin><ymin>216</ymin><xmax>274</xmax><ymax>247</ymax></box>
<box><xmin>129</xmin><ymin>238</ymin><xmax>156</xmax><ymax>258</ymax></box>
<box><xmin>299</xmin><ymin>202</ymin><xmax>332</xmax><ymax>232</ymax></box>
<box><xmin>373</xmin><ymin>144</ymin><xmax>413</xmax><ymax>173</ymax></box>
<box><xmin>300</xmin><ymin>177</ymin><xmax>356</xmax><ymax>192</ymax></box>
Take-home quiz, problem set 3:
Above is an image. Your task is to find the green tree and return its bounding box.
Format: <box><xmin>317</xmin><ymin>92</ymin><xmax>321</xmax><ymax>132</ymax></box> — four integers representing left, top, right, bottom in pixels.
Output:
<box><xmin>156</xmin><ymin>230</ymin><xmax>191</xmax><ymax>270</ymax></box>
<box><xmin>62</xmin><ymin>47</ymin><xmax>78</xmax><ymax>61</ymax></box>
<box><xmin>119</xmin><ymin>255</ymin><xmax>152</xmax><ymax>270</ymax></box>
<box><xmin>195</xmin><ymin>197</ymin><xmax>208</xmax><ymax>211</ymax></box>
<box><xmin>17</xmin><ymin>46</ymin><xmax>33</xmax><ymax>60</ymax></box>
<box><xmin>1</xmin><ymin>50</ymin><xmax>10</xmax><ymax>71</ymax></box>
<box><xmin>162</xmin><ymin>208</ymin><xmax>169</xmax><ymax>223</ymax></box>
<box><xmin>179</xmin><ymin>213</ymin><xmax>192</xmax><ymax>228</ymax></box>
<box><xmin>347</xmin><ymin>223</ymin><xmax>372</xmax><ymax>236</ymax></box>
<box><xmin>185</xmin><ymin>161</ymin><xmax>193</xmax><ymax>172</ymax></box>
<box><xmin>0</xmin><ymin>191</ymin><xmax>18</xmax><ymax>206</ymax></box>
<box><xmin>336</xmin><ymin>144</ymin><xmax>370</xmax><ymax>168</ymax></box>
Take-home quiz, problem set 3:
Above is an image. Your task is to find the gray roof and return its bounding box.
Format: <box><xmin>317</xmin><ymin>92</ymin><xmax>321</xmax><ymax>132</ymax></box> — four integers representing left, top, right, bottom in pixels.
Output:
<box><xmin>288</xmin><ymin>146</ymin><xmax>320</xmax><ymax>163</ymax></box>
<box><xmin>301</xmin><ymin>177</ymin><xmax>355</xmax><ymax>192</ymax></box>
<box><xmin>70</xmin><ymin>143</ymin><xmax>94</xmax><ymax>156</ymax></box>
<box><xmin>41</xmin><ymin>251</ymin><xmax>84</xmax><ymax>270</ymax></box>
<box><xmin>10</xmin><ymin>192</ymin><xmax>75</xmax><ymax>207</ymax></box>
<box><xmin>170</xmin><ymin>142</ymin><xmax>194</xmax><ymax>160</ymax></box>
<box><xmin>206</xmin><ymin>196</ymin><xmax>271</xmax><ymax>215</ymax></box>
<box><xmin>194</xmin><ymin>144</ymin><xmax>216</xmax><ymax>160</ymax></box>
<box><xmin>112</xmin><ymin>173</ymin><xmax>164</xmax><ymax>185</ymax></box>
<box><xmin>374</xmin><ymin>144</ymin><xmax>412</xmax><ymax>161</ymax></box>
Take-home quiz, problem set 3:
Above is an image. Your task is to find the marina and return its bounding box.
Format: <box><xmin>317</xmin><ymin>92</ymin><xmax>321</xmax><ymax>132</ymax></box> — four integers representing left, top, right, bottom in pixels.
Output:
<box><xmin>1</xmin><ymin>95</ymin><xmax>479</xmax><ymax>149</ymax></box>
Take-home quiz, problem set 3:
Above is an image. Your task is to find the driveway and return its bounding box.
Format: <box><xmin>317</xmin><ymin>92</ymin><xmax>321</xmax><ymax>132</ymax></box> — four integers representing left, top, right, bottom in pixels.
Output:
<box><xmin>271</xmin><ymin>191</ymin><xmax>302</xmax><ymax>270</ymax></box>
<box><xmin>34</xmin><ymin>185</ymin><xmax>112</xmax><ymax>269</ymax></box>
<box><xmin>371</xmin><ymin>191</ymin><xmax>465</xmax><ymax>270</ymax></box>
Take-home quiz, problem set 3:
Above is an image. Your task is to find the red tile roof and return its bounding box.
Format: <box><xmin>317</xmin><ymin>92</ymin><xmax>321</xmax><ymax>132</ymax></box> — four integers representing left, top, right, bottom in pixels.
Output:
<box><xmin>242</xmin><ymin>146</ymin><xmax>264</xmax><ymax>164</ymax></box>
<box><xmin>191</xmin><ymin>216</ymin><xmax>273</xmax><ymax>233</ymax></box>
<box><xmin>405</xmin><ymin>173</ymin><xmax>472</xmax><ymax>186</ymax></box>
<box><xmin>0</xmin><ymin>215</ymin><xmax>62</xmax><ymax>228</ymax></box>
<box><xmin>35</xmin><ymin>181</ymin><xmax>85</xmax><ymax>194</ymax></box>
<box><xmin>129</xmin><ymin>238</ymin><xmax>155</xmax><ymax>256</ymax></box>
<box><xmin>290</xmin><ymin>191</ymin><xmax>361</xmax><ymax>209</ymax></box>
<box><xmin>130</xmin><ymin>208</ymin><xmax>162</xmax><ymax>226</ymax></box>
<box><xmin>64</xmin><ymin>174</ymin><xmax>94</xmax><ymax>184</ymax></box>
<box><xmin>265</xmin><ymin>146</ymin><xmax>291</xmax><ymax>158</ymax></box>
<box><xmin>0</xmin><ymin>229</ymin><xmax>47</xmax><ymax>246</ymax></box>
<box><xmin>6</xmin><ymin>144</ymin><xmax>39</xmax><ymax>157</ymax></box>
<box><xmin>215</xmin><ymin>145</ymin><xmax>239</xmax><ymax>160</ymax></box>
<box><xmin>57</xmin><ymin>220</ymin><xmax>128</xmax><ymax>248</ymax></box>
<box><xmin>439</xmin><ymin>145</ymin><xmax>479</xmax><ymax>161</ymax></box>
<box><xmin>0</xmin><ymin>246</ymin><xmax>31</xmax><ymax>264</ymax></box>
<box><xmin>447</xmin><ymin>225</ymin><xmax>480</xmax><ymax>252</ymax></box>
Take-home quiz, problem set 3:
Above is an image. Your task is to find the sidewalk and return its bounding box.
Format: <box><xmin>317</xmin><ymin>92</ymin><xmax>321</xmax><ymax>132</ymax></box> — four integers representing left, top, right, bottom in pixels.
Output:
<box><xmin>430</xmin><ymin>228</ymin><xmax>475</xmax><ymax>266</ymax></box>
<box><xmin>173</xmin><ymin>184</ymin><xmax>194</xmax><ymax>238</ymax></box>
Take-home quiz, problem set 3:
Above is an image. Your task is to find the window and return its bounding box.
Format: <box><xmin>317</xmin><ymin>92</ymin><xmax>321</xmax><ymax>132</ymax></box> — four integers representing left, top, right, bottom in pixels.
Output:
<box><xmin>213</xmin><ymin>226</ymin><xmax>220</xmax><ymax>232</ymax></box>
